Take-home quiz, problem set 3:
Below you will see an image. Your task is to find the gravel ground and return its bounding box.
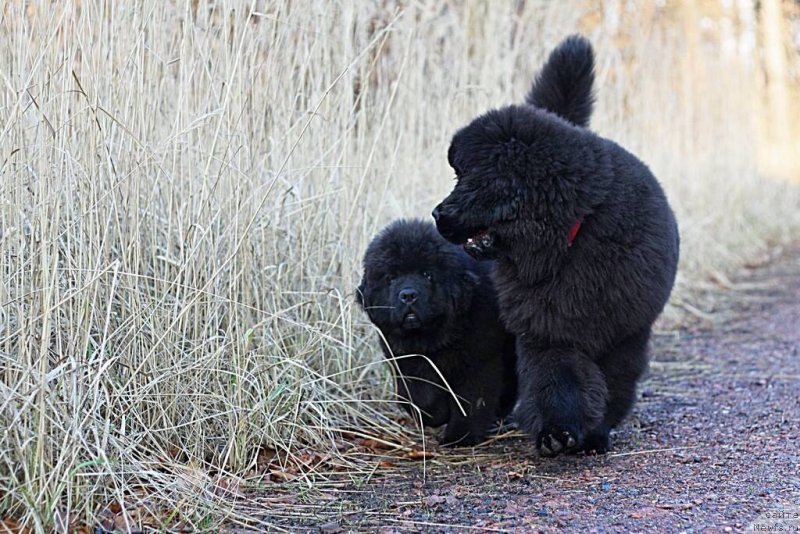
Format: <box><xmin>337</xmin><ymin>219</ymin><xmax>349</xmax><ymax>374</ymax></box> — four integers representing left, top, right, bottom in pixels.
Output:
<box><xmin>247</xmin><ymin>247</ymin><xmax>800</xmax><ymax>533</ymax></box>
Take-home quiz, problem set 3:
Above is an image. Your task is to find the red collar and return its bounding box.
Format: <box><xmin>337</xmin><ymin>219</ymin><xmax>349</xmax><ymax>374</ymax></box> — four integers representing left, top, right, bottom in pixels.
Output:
<box><xmin>567</xmin><ymin>218</ymin><xmax>583</xmax><ymax>247</ymax></box>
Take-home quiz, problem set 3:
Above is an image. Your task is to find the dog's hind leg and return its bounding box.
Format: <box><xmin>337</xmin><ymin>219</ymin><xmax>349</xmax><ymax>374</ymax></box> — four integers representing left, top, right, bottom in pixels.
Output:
<box><xmin>583</xmin><ymin>327</ymin><xmax>651</xmax><ymax>453</ymax></box>
<box><xmin>515</xmin><ymin>338</ymin><xmax>608</xmax><ymax>457</ymax></box>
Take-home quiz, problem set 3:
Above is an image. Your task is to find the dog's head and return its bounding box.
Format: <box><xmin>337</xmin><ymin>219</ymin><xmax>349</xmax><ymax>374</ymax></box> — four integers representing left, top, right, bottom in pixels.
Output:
<box><xmin>433</xmin><ymin>35</ymin><xmax>597</xmax><ymax>259</ymax></box>
<box><xmin>433</xmin><ymin>106</ymin><xmax>585</xmax><ymax>259</ymax></box>
<box><xmin>357</xmin><ymin>219</ymin><xmax>480</xmax><ymax>336</ymax></box>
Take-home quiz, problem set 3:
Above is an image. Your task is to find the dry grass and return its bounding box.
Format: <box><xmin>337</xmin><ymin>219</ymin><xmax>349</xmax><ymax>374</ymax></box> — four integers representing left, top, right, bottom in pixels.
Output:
<box><xmin>1</xmin><ymin>0</ymin><xmax>799</xmax><ymax>530</ymax></box>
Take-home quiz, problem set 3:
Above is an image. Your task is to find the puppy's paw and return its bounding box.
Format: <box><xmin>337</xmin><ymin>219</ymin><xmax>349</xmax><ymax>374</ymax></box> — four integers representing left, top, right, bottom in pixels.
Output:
<box><xmin>536</xmin><ymin>426</ymin><xmax>581</xmax><ymax>457</ymax></box>
<box><xmin>441</xmin><ymin>418</ymin><xmax>486</xmax><ymax>447</ymax></box>
<box><xmin>441</xmin><ymin>430</ymin><xmax>483</xmax><ymax>448</ymax></box>
<box><xmin>581</xmin><ymin>429</ymin><xmax>611</xmax><ymax>455</ymax></box>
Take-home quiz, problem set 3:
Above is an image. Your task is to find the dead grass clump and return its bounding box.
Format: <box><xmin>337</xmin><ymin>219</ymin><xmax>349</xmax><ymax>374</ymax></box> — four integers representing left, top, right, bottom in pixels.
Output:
<box><xmin>1</xmin><ymin>0</ymin><xmax>798</xmax><ymax>529</ymax></box>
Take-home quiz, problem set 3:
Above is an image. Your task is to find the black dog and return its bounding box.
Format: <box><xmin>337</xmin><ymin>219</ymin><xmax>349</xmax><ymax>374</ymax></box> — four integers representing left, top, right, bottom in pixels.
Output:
<box><xmin>432</xmin><ymin>35</ymin><xmax>679</xmax><ymax>456</ymax></box>
<box><xmin>357</xmin><ymin>219</ymin><xmax>517</xmax><ymax>446</ymax></box>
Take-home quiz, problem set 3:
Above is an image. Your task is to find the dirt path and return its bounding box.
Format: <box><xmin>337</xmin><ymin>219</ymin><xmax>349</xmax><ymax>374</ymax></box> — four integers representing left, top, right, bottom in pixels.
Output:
<box><xmin>256</xmin><ymin>248</ymin><xmax>800</xmax><ymax>533</ymax></box>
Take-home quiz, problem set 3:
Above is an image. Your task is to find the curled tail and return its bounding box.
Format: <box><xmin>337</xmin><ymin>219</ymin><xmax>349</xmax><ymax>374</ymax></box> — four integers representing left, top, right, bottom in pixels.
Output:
<box><xmin>525</xmin><ymin>35</ymin><xmax>595</xmax><ymax>128</ymax></box>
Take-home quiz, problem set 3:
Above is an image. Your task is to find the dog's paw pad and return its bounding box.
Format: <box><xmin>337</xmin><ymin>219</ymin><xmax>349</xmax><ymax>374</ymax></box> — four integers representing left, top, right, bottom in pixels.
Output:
<box><xmin>581</xmin><ymin>431</ymin><xmax>610</xmax><ymax>455</ymax></box>
<box><xmin>537</xmin><ymin>429</ymin><xmax>580</xmax><ymax>457</ymax></box>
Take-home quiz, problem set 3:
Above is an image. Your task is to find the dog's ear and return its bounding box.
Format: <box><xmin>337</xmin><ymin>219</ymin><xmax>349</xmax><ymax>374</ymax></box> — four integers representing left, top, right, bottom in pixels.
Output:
<box><xmin>355</xmin><ymin>278</ymin><xmax>366</xmax><ymax>306</ymax></box>
<box><xmin>526</xmin><ymin>34</ymin><xmax>595</xmax><ymax>128</ymax></box>
<box><xmin>449</xmin><ymin>267</ymin><xmax>480</xmax><ymax>315</ymax></box>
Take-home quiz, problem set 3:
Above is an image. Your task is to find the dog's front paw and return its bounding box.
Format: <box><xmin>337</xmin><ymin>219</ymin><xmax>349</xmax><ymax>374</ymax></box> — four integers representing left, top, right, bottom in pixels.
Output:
<box><xmin>581</xmin><ymin>428</ymin><xmax>611</xmax><ymax>455</ymax></box>
<box><xmin>536</xmin><ymin>426</ymin><xmax>581</xmax><ymax>457</ymax></box>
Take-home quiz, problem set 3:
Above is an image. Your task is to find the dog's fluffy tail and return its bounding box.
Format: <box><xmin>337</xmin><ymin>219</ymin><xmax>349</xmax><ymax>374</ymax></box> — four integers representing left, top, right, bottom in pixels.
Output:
<box><xmin>525</xmin><ymin>35</ymin><xmax>595</xmax><ymax>128</ymax></box>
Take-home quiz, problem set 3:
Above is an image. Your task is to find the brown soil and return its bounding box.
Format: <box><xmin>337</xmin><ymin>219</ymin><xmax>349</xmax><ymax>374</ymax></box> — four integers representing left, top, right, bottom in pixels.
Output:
<box><xmin>246</xmin><ymin>247</ymin><xmax>800</xmax><ymax>533</ymax></box>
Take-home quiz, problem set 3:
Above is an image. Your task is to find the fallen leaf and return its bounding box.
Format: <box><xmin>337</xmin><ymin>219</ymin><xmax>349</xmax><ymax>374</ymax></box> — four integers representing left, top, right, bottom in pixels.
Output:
<box><xmin>0</xmin><ymin>518</ymin><xmax>32</xmax><ymax>534</ymax></box>
<box><xmin>361</xmin><ymin>439</ymin><xmax>393</xmax><ymax>450</ymax></box>
<box><xmin>407</xmin><ymin>449</ymin><xmax>435</xmax><ymax>460</ymax></box>
<box><xmin>269</xmin><ymin>469</ymin><xmax>297</xmax><ymax>482</ymax></box>
<box><xmin>166</xmin><ymin>446</ymin><xmax>183</xmax><ymax>460</ymax></box>
<box><xmin>256</xmin><ymin>447</ymin><xmax>278</xmax><ymax>471</ymax></box>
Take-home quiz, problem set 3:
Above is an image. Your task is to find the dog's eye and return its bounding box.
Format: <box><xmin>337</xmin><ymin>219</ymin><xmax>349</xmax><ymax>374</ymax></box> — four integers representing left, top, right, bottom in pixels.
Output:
<box><xmin>422</xmin><ymin>271</ymin><xmax>433</xmax><ymax>281</ymax></box>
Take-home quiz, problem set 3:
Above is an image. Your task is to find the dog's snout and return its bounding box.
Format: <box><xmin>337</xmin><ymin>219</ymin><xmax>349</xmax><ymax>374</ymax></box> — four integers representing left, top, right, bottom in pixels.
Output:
<box><xmin>398</xmin><ymin>288</ymin><xmax>418</xmax><ymax>304</ymax></box>
<box><xmin>431</xmin><ymin>204</ymin><xmax>442</xmax><ymax>222</ymax></box>
<box><xmin>431</xmin><ymin>201</ymin><xmax>460</xmax><ymax>243</ymax></box>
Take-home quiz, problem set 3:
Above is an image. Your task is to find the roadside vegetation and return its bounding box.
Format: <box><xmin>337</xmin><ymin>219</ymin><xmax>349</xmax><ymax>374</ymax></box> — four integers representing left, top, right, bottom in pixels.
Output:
<box><xmin>1</xmin><ymin>0</ymin><xmax>798</xmax><ymax>530</ymax></box>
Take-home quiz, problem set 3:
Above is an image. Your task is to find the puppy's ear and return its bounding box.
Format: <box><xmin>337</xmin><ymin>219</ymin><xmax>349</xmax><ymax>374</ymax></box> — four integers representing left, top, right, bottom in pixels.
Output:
<box><xmin>355</xmin><ymin>278</ymin><xmax>366</xmax><ymax>306</ymax></box>
<box><xmin>451</xmin><ymin>268</ymin><xmax>480</xmax><ymax>315</ymax></box>
<box><xmin>526</xmin><ymin>34</ymin><xmax>595</xmax><ymax>128</ymax></box>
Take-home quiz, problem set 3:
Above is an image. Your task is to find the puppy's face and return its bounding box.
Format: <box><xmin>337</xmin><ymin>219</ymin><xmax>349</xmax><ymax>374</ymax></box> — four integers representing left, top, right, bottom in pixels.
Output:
<box><xmin>359</xmin><ymin>269</ymin><xmax>443</xmax><ymax>332</ymax></box>
<box><xmin>433</xmin><ymin>106</ymin><xmax>575</xmax><ymax>259</ymax></box>
<box><xmin>357</xmin><ymin>223</ymin><xmax>479</xmax><ymax>335</ymax></box>
<box><xmin>432</xmin><ymin>109</ymin><xmax>531</xmax><ymax>259</ymax></box>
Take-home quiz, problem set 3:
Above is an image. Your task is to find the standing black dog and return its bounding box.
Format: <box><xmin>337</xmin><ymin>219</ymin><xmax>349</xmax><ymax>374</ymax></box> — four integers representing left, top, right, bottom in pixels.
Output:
<box><xmin>432</xmin><ymin>35</ymin><xmax>679</xmax><ymax>456</ymax></box>
<box><xmin>357</xmin><ymin>219</ymin><xmax>517</xmax><ymax>446</ymax></box>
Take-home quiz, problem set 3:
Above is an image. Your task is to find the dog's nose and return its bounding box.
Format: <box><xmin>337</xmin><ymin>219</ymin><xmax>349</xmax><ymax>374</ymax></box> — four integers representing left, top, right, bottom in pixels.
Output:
<box><xmin>398</xmin><ymin>288</ymin><xmax>418</xmax><ymax>304</ymax></box>
<box><xmin>431</xmin><ymin>204</ymin><xmax>442</xmax><ymax>222</ymax></box>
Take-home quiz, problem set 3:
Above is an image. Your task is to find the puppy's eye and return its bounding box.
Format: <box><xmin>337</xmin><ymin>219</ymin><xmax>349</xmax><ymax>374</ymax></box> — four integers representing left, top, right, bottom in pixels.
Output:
<box><xmin>422</xmin><ymin>271</ymin><xmax>433</xmax><ymax>281</ymax></box>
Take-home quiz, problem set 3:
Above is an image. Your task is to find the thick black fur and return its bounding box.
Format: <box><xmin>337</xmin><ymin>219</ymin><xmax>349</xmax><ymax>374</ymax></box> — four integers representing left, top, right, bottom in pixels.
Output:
<box><xmin>526</xmin><ymin>35</ymin><xmax>595</xmax><ymax>128</ymax></box>
<box><xmin>432</xmin><ymin>35</ymin><xmax>679</xmax><ymax>456</ymax></box>
<box><xmin>357</xmin><ymin>219</ymin><xmax>517</xmax><ymax>446</ymax></box>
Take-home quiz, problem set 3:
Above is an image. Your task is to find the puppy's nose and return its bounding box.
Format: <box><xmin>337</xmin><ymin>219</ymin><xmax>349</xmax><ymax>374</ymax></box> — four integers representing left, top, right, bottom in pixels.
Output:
<box><xmin>431</xmin><ymin>204</ymin><xmax>443</xmax><ymax>222</ymax></box>
<box><xmin>398</xmin><ymin>288</ymin><xmax>418</xmax><ymax>304</ymax></box>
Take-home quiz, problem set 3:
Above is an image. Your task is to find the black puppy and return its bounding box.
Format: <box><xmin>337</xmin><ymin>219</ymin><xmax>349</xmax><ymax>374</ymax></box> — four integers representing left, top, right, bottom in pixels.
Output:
<box><xmin>433</xmin><ymin>35</ymin><xmax>679</xmax><ymax>455</ymax></box>
<box><xmin>357</xmin><ymin>219</ymin><xmax>517</xmax><ymax>446</ymax></box>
